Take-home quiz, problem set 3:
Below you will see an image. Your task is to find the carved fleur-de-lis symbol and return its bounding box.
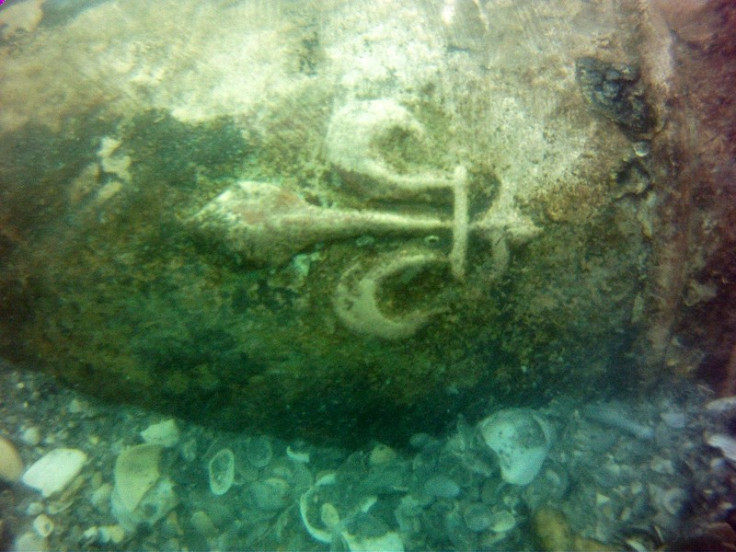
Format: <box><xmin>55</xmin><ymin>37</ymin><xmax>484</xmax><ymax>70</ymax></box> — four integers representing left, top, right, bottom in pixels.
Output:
<box><xmin>189</xmin><ymin>99</ymin><xmax>539</xmax><ymax>339</ymax></box>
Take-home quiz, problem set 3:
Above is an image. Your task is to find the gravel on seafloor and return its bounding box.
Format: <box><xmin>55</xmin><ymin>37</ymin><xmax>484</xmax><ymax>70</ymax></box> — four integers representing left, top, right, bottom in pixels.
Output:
<box><xmin>1</xmin><ymin>361</ymin><xmax>736</xmax><ymax>551</ymax></box>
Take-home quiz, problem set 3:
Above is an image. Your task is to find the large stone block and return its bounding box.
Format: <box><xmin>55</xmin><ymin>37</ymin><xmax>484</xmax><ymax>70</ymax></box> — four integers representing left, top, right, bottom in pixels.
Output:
<box><xmin>1</xmin><ymin>0</ymin><xmax>732</xmax><ymax>444</ymax></box>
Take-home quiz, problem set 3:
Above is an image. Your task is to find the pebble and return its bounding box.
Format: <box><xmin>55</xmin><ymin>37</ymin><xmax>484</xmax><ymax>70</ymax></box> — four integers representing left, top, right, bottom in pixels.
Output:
<box><xmin>140</xmin><ymin>419</ymin><xmax>180</xmax><ymax>448</ymax></box>
<box><xmin>248</xmin><ymin>477</ymin><xmax>290</xmax><ymax>511</ymax></box>
<box><xmin>409</xmin><ymin>433</ymin><xmax>433</xmax><ymax>449</ymax></box>
<box><xmin>22</xmin><ymin>448</ymin><xmax>87</xmax><ymax>497</ymax></box>
<box><xmin>463</xmin><ymin>503</ymin><xmax>493</xmax><ymax>532</ymax></box>
<box><xmin>245</xmin><ymin>436</ymin><xmax>273</xmax><ymax>468</ymax></box>
<box><xmin>423</xmin><ymin>475</ymin><xmax>461</xmax><ymax>499</ymax></box>
<box><xmin>20</xmin><ymin>426</ymin><xmax>41</xmax><ymax>446</ymax></box>
<box><xmin>650</xmin><ymin>456</ymin><xmax>675</xmax><ymax>475</ymax></box>
<box><xmin>369</xmin><ymin>443</ymin><xmax>397</xmax><ymax>465</ymax></box>
<box><xmin>191</xmin><ymin>510</ymin><xmax>218</xmax><ymax>539</ymax></box>
<box><xmin>320</xmin><ymin>503</ymin><xmax>341</xmax><ymax>529</ymax></box>
<box><xmin>489</xmin><ymin>511</ymin><xmax>516</xmax><ymax>533</ymax></box>
<box><xmin>67</xmin><ymin>398</ymin><xmax>90</xmax><ymax>415</ymax></box>
<box><xmin>90</xmin><ymin>483</ymin><xmax>113</xmax><ymax>513</ymax></box>
<box><xmin>180</xmin><ymin>438</ymin><xmax>197</xmax><ymax>463</ymax></box>
<box><xmin>14</xmin><ymin>531</ymin><xmax>48</xmax><ymax>552</ymax></box>
<box><xmin>32</xmin><ymin>514</ymin><xmax>54</xmax><ymax>538</ymax></box>
<box><xmin>0</xmin><ymin>435</ymin><xmax>24</xmax><ymax>483</ymax></box>
<box><xmin>102</xmin><ymin>525</ymin><xmax>127</xmax><ymax>544</ymax></box>
<box><xmin>660</xmin><ymin>487</ymin><xmax>688</xmax><ymax>516</ymax></box>
<box><xmin>25</xmin><ymin>502</ymin><xmax>44</xmax><ymax>516</ymax></box>
<box><xmin>660</xmin><ymin>411</ymin><xmax>687</xmax><ymax>429</ymax></box>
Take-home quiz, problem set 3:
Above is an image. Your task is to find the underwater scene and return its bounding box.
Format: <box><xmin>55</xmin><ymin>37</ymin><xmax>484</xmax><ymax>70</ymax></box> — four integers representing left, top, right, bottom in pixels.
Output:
<box><xmin>1</xmin><ymin>0</ymin><xmax>736</xmax><ymax>550</ymax></box>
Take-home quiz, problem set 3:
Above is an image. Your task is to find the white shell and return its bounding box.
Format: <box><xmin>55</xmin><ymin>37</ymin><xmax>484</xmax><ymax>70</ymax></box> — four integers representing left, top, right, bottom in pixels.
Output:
<box><xmin>478</xmin><ymin>409</ymin><xmax>552</xmax><ymax>485</ymax></box>
<box><xmin>0</xmin><ymin>435</ymin><xmax>24</xmax><ymax>483</ymax></box>
<box><xmin>706</xmin><ymin>432</ymin><xmax>736</xmax><ymax>462</ymax></box>
<box><xmin>208</xmin><ymin>448</ymin><xmax>235</xmax><ymax>496</ymax></box>
<box><xmin>286</xmin><ymin>445</ymin><xmax>310</xmax><ymax>464</ymax></box>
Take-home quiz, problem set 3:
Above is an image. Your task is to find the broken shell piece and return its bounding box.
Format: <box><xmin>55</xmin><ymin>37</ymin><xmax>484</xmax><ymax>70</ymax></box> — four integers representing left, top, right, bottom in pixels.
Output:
<box><xmin>113</xmin><ymin>444</ymin><xmax>162</xmax><ymax>512</ymax></box>
<box><xmin>706</xmin><ymin>433</ymin><xmax>736</xmax><ymax>462</ymax></box>
<box><xmin>208</xmin><ymin>448</ymin><xmax>235</xmax><ymax>496</ymax></box>
<box><xmin>478</xmin><ymin>409</ymin><xmax>552</xmax><ymax>485</ymax></box>
<box><xmin>342</xmin><ymin>529</ymin><xmax>405</xmax><ymax>552</ymax></box>
<box><xmin>286</xmin><ymin>444</ymin><xmax>310</xmax><ymax>464</ymax></box>
<box><xmin>245</xmin><ymin>436</ymin><xmax>273</xmax><ymax>468</ymax></box>
<box><xmin>299</xmin><ymin>472</ymin><xmax>337</xmax><ymax>544</ymax></box>
<box><xmin>32</xmin><ymin>514</ymin><xmax>54</xmax><ymax>538</ymax></box>
<box><xmin>0</xmin><ymin>435</ymin><xmax>24</xmax><ymax>483</ymax></box>
<box><xmin>112</xmin><ymin>476</ymin><xmax>178</xmax><ymax>532</ymax></box>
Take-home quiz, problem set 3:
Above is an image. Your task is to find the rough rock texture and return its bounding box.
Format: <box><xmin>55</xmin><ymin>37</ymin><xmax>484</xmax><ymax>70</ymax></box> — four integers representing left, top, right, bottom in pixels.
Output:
<box><xmin>0</xmin><ymin>0</ymin><xmax>732</xmax><ymax>445</ymax></box>
<box><xmin>630</xmin><ymin>0</ymin><xmax>736</xmax><ymax>393</ymax></box>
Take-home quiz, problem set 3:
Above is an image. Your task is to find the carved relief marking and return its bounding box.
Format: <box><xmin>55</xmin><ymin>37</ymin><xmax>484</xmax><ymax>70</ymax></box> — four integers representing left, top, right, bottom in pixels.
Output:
<box><xmin>190</xmin><ymin>99</ymin><xmax>539</xmax><ymax>339</ymax></box>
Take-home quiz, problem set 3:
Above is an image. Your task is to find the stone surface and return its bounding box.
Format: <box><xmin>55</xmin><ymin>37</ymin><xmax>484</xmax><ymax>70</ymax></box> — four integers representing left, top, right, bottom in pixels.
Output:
<box><xmin>0</xmin><ymin>0</ymin><xmax>732</xmax><ymax>445</ymax></box>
